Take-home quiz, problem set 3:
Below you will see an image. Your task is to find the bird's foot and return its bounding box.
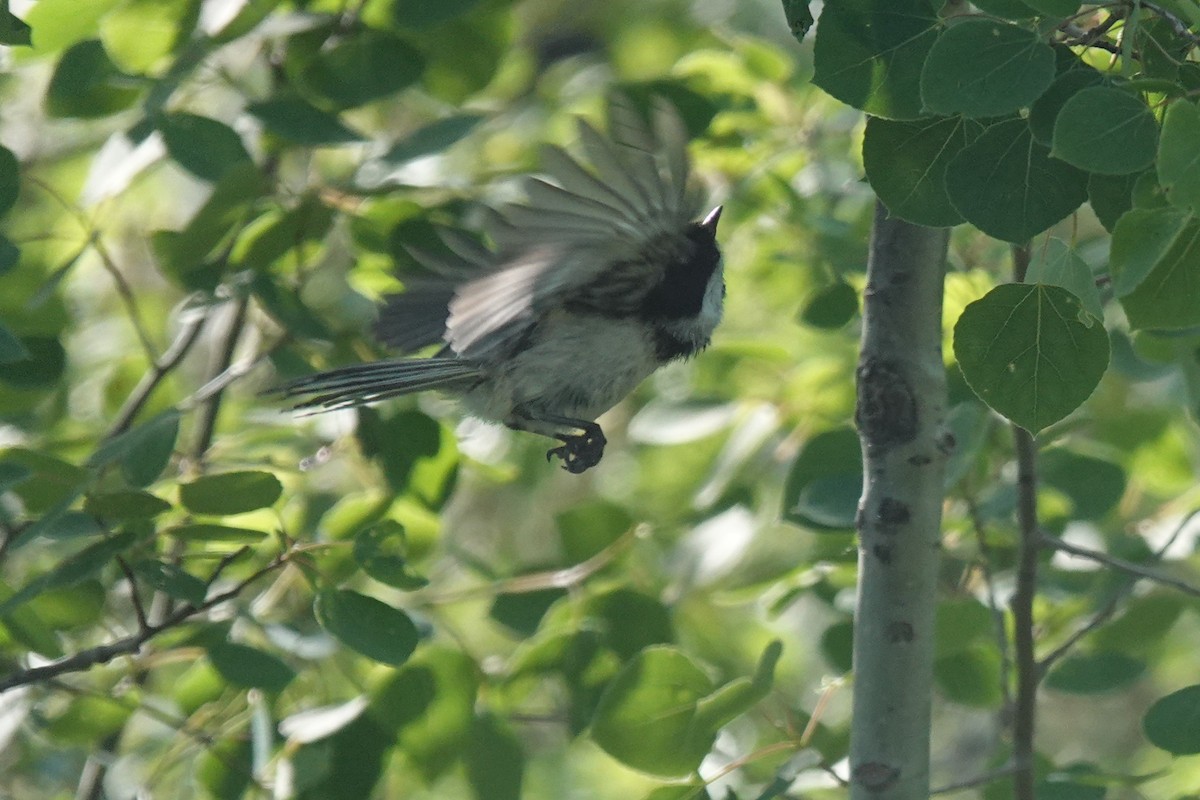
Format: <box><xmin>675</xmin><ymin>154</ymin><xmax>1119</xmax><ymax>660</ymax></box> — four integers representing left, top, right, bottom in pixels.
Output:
<box><xmin>546</xmin><ymin>425</ymin><xmax>607</xmax><ymax>473</ymax></box>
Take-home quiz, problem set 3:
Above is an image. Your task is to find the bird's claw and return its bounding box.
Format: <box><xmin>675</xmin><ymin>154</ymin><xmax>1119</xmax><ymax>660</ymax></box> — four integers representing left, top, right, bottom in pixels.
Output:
<box><xmin>546</xmin><ymin>427</ymin><xmax>607</xmax><ymax>474</ymax></box>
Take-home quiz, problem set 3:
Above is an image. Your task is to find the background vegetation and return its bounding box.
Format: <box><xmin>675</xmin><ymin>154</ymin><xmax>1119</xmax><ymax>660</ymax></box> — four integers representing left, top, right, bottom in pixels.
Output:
<box><xmin>2</xmin><ymin>1</ymin><xmax>1200</xmax><ymax>798</ymax></box>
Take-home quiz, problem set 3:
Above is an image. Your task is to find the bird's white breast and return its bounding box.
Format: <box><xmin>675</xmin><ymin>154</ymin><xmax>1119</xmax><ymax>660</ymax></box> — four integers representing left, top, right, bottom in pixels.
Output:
<box><xmin>464</xmin><ymin>310</ymin><xmax>658</xmax><ymax>423</ymax></box>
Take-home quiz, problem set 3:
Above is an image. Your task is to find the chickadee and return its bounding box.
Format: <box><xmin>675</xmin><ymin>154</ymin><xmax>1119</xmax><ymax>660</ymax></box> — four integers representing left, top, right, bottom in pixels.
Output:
<box><xmin>278</xmin><ymin>96</ymin><xmax>724</xmax><ymax>473</ymax></box>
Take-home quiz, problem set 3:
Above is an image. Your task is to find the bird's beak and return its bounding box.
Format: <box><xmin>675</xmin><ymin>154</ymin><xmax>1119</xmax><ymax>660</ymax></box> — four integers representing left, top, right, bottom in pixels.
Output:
<box><xmin>701</xmin><ymin>205</ymin><xmax>722</xmax><ymax>233</ymax></box>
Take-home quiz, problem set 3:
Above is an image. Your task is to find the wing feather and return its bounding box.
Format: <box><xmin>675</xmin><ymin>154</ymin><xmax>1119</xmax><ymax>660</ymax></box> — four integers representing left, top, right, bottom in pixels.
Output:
<box><xmin>381</xmin><ymin>95</ymin><xmax>705</xmax><ymax>362</ymax></box>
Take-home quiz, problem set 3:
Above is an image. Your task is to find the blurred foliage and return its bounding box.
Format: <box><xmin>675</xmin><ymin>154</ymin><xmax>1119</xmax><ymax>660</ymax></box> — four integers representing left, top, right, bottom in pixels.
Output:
<box><xmin>0</xmin><ymin>1</ymin><xmax>1199</xmax><ymax>799</ymax></box>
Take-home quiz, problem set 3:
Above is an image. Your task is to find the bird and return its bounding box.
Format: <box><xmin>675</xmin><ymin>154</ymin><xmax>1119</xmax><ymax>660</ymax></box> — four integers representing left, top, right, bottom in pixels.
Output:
<box><xmin>277</xmin><ymin>95</ymin><xmax>724</xmax><ymax>473</ymax></box>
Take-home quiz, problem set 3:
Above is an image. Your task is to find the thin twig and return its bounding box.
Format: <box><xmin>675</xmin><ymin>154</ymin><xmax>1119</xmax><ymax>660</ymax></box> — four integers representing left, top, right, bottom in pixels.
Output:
<box><xmin>415</xmin><ymin>523</ymin><xmax>644</xmax><ymax>606</ymax></box>
<box><xmin>115</xmin><ymin>557</ymin><xmax>149</xmax><ymax>633</ymax></box>
<box><xmin>205</xmin><ymin>546</ymin><xmax>254</xmax><ymax>588</ymax></box>
<box><xmin>1039</xmin><ymin>507</ymin><xmax>1200</xmax><ymax>672</ymax></box>
<box><xmin>1041</xmin><ymin>534</ymin><xmax>1200</xmax><ymax>597</ymax></box>
<box><xmin>106</xmin><ymin>307</ymin><xmax>208</xmax><ymax>440</ymax></box>
<box><xmin>90</xmin><ymin>236</ymin><xmax>158</xmax><ymax>359</ymax></box>
<box><xmin>0</xmin><ymin>553</ymin><xmax>290</xmax><ymax>694</ymax></box>
<box><xmin>1141</xmin><ymin>0</ymin><xmax>1200</xmax><ymax>45</ymax></box>
<box><xmin>190</xmin><ymin>294</ymin><xmax>250</xmax><ymax>463</ymax></box>
<box><xmin>1009</xmin><ymin>239</ymin><xmax>1038</xmax><ymax>800</ymax></box>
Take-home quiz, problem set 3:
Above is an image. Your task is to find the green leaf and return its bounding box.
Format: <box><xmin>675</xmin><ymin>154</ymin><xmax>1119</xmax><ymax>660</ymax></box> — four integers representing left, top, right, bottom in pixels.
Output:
<box><xmin>1109</xmin><ymin>207</ymin><xmax>1190</xmax><ymax>296</ymax></box>
<box><xmin>301</xmin><ymin>31</ymin><xmax>425</xmax><ymax>108</ymax></box>
<box><xmin>353</xmin><ymin>521</ymin><xmax>428</xmax><ymax>590</ymax></box>
<box><xmin>800</xmin><ymin>281</ymin><xmax>859</xmax><ymax>328</ymax></box>
<box><xmin>555</xmin><ymin>500</ymin><xmax>633</xmax><ymax>563</ymax></box>
<box><xmin>315</xmin><ymin>589</ymin><xmax>419</xmax><ymax>666</ymax></box>
<box><xmin>0</xmin><ymin>336</ymin><xmax>66</xmax><ymax>388</ymax></box>
<box><xmin>781</xmin><ymin>0</ymin><xmax>815</xmax><ymax>42</ymax></box>
<box><xmin>1051</xmin><ymin>87</ymin><xmax>1159</xmax><ymax>175</ymax></box>
<box><xmin>782</xmin><ymin>427</ymin><xmax>862</xmax><ymax>530</ymax></box>
<box><xmin>1039</xmin><ymin>449</ymin><xmax>1126</xmax><ymax>518</ymax></box>
<box><xmin>179</xmin><ymin>470</ymin><xmax>282</xmax><ymax>515</ymax></box>
<box><xmin>591</xmin><ymin>642</ymin><xmax>780</xmax><ymax>778</ymax></box>
<box><xmin>489</xmin><ymin>588</ymin><xmax>565</xmax><ymax>637</ymax></box>
<box><xmin>0</xmin><ymin>321</ymin><xmax>31</xmax><ymax>363</ymax></box>
<box><xmin>921</xmin><ymin>20</ymin><xmax>1056</xmax><ymax>119</ymax></box>
<box><xmin>247</xmin><ymin>96</ymin><xmax>363</xmax><ymax>145</ymax></box>
<box><xmin>152</xmin><ymin>163</ymin><xmax>267</xmax><ymax>290</ymax></box>
<box><xmin>165</xmin><ymin>523</ymin><xmax>269</xmax><ymax>543</ymax></box>
<box><xmin>99</xmin><ymin>0</ymin><xmax>194</xmax><ymax>74</ymax></box>
<box><xmin>208</xmin><ymin>641</ymin><xmax>296</xmax><ymax>692</ymax></box>
<box><xmin>45</xmin><ymin>39</ymin><xmax>142</xmax><ymax>118</ymax></box>
<box><xmin>1093</xmin><ymin>592</ymin><xmax>1183</xmax><ymax>654</ymax></box>
<box><xmin>0</xmin><ymin>144</ymin><xmax>18</xmax><ymax>218</ymax></box>
<box><xmin>1023</xmin><ymin>0</ymin><xmax>1080</xmax><ymax>15</ymax></box>
<box><xmin>1157</xmin><ymin>100</ymin><xmax>1200</xmax><ymax>213</ymax></box>
<box><xmin>953</xmin><ymin>284</ymin><xmax>1110</xmax><ymax>433</ymax></box>
<box><xmin>1118</xmin><ymin>215</ymin><xmax>1200</xmax><ymax>330</ymax></box>
<box><xmin>371</xmin><ymin>646</ymin><xmax>478</xmax><ymax>782</ymax></box>
<box><xmin>232</xmin><ymin>194</ymin><xmax>334</xmax><ymax>271</ymax></box>
<box><xmin>464</xmin><ymin>713</ymin><xmax>523</xmax><ymax>800</ymax></box>
<box><xmin>1029</xmin><ymin>68</ymin><xmax>1105</xmax><ymax>146</ymax></box>
<box><xmin>934</xmin><ymin>645</ymin><xmax>1004</xmax><ymax>707</ymax></box>
<box><xmin>1045</xmin><ymin>651</ymin><xmax>1145</xmax><ymax>693</ymax></box>
<box><xmin>0</xmin><ymin>8</ymin><xmax>32</xmax><ymax>46</ymax></box>
<box><xmin>88</xmin><ymin>409</ymin><xmax>180</xmax><ymax>487</ymax></box>
<box><xmin>392</xmin><ymin>0</ymin><xmax>484</xmax><ymax>29</ymax></box>
<box><xmin>935</xmin><ymin>598</ymin><xmax>996</xmax><ymax>658</ymax></box>
<box><xmin>198</xmin><ymin>737</ymin><xmax>254</xmax><ymax>800</ymax></box>
<box><xmin>159</xmin><ymin>113</ymin><xmax>253</xmax><ymax>182</ymax></box>
<box><xmin>863</xmin><ymin>115</ymin><xmax>981</xmax><ymax>227</ymax></box>
<box><xmin>1026</xmin><ymin>238</ymin><xmax>1103</xmax><ymax>320</ymax></box>
<box><xmin>383</xmin><ymin>114</ymin><xmax>485</xmax><ymax>164</ymax></box>
<box><xmin>811</xmin><ymin>0</ymin><xmax>939</xmax><ymax>120</ymax></box>
<box><xmin>356</xmin><ymin>408</ymin><xmax>444</xmax><ymax>494</ymax></box>
<box><xmin>585</xmin><ymin>589</ymin><xmax>674</xmax><ymax>660</ymax></box>
<box><xmin>25</xmin><ymin>0</ymin><xmax>120</xmax><ymax>54</ymax></box>
<box><xmin>45</xmin><ymin>695</ymin><xmax>133</xmax><ymax>744</ymax></box>
<box><xmin>84</xmin><ymin>489</ymin><xmax>171</xmax><ymax>519</ymax></box>
<box><xmin>946</xmin><ymin>119</ymin><xmax>1088</xmax><ymax>243</ymax></box>
<box><xmin>820</xmin><ymin>619</ymin><xmax>853</xmax><ymax>672</ymax></box>
<box><xmin>972</xmin><ymin>0</ymin><xmax>1036</xmax><ymax>17</ymax></box>
<box><xmin>1087</xmin><ymin>172</ymin><xmax>1140</xmax><ymax>232</ymax></box>
<box><xmin>0</xmin><ymin>531</ymin><xmax>137</xmax><ymax>615</ymax></box>
<box><xmin>0</xmin><ymin>234</ymin><xmax>18</xmax><ymax>274</ymax></box>
<box><xmin>1144</xmin><ymin>684</ymin><xmax>1200</xmax><ymax>754</ymax></box>
<box><xmin>133</xmin><ymin>559</ymin><xmax>207</xmax><ymax>605</ymax></box>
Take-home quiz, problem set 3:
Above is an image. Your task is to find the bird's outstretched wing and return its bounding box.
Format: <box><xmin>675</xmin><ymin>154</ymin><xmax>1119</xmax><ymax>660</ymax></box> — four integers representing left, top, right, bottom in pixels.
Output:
<box><xmin>376</xmin><ymin>96</ymin><xmax>706</xmax><ymax>360</ymax></box>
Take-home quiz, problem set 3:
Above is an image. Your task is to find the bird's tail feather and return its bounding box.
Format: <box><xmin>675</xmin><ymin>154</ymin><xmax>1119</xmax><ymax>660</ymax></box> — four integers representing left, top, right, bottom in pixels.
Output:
<box><xmin>276</xmin><ymin>358</ymin><xmax>481</xmax><ymax>411</ymax></box>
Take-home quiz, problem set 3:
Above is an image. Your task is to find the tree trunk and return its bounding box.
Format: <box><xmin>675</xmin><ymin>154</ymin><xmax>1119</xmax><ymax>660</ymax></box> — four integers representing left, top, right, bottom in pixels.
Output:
<box><xmin>849</xmin><ymin>203</ymin><xmax>950</xmax><ymax>799</ymax></box>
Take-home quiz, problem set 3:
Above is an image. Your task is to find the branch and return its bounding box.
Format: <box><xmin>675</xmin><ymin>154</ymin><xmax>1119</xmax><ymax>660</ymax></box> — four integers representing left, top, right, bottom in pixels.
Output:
<box><xmin>106</xmin><ymin>305</ymin><xmax>208</xmax><ymax>439</ymax></box>
<box><xmin>1010</xmin><ymin>426</ymin><xmax>1040</xmax><ymax>800</ymax></box>
<box><xmin>1041</xmin><ymin>533</ymin><xmax>1200</xmax><ymax>597</ymax></box>
<box><xmin>1039</xmin><ymin>507</ymin><xmax>1200</xmax><ymax>671</ymax></box>
<box><xmin>1010</xmin><ymin>241</ymin><xmax>1039</xmax><ymax>800</ymax></box>
<box><xmin>0</xmin><ymin>552</ymin><xmax>289</xmax><ymax>694</ymax></box>
<box><xmin>189</xmin><ymin>293</ymin><xmax>250</xmax><ymax>464</ymax></box>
